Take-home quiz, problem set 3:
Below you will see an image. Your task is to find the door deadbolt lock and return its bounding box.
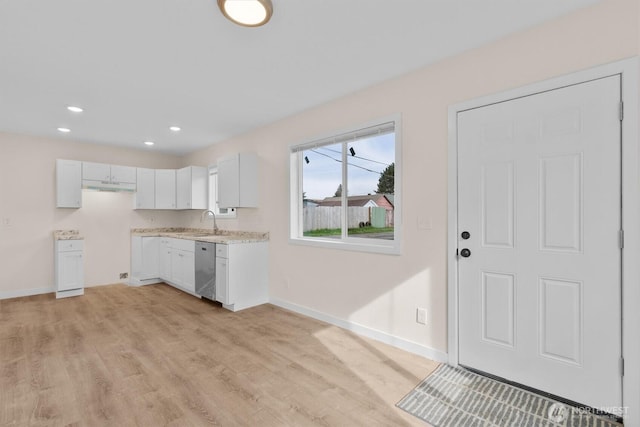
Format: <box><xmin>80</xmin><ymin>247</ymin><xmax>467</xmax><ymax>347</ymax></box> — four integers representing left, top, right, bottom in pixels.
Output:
<box><xmin>461</xmin><ymin>231</ymin><xmax>470</xmax><ymax>240</ymax></box>
<box><xmin>460</xmin><ymin>248</ymin><xmax>471</xmax><ymax>258</ymax></box>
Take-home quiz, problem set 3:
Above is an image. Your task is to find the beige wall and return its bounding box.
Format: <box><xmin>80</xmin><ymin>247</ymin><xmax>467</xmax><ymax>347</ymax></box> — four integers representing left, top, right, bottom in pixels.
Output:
<box><xmin>0</xmin><ymin>133</ymin><xmax>183</xmax><ymax>295</ymax></box>
<box><xmin>182</xmin><ymin>0</ymin><xmax>639</xmax><ymax>355</ymax></box>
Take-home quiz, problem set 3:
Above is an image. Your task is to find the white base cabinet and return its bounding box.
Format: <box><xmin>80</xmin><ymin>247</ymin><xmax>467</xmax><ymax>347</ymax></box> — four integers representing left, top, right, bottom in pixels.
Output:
<box><xmin>131</xmin><ymin>236</ymin><xmax>160</xmax><ymax>282</ymax></box>
<box><xmin>215</xmin><ymin>242</ymin><xmax>268</xmax><ymax>312</ymax></box>
<box><xmin>167</xmin><ymin>239</ymin><xmax>196</xmax><ymax>293</ymax></box>
<box><xmin>55</xmin><ymin>240</ymin><xmax>84</xmax><ymax>298</ymax></box>
<box><xmin>130</xmin><ymin>236</ymin><xmax>268</xmax><ymax>311</ymax></box>
<box><xmin>130</xmin><ymin>236</ymin><xmax>195</xmax><ymax>294</ymax></box>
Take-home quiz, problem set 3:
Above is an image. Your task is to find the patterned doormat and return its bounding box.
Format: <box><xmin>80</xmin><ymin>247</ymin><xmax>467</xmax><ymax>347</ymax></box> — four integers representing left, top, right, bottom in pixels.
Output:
<box><xmin>397</xmin><ymin>365</ymin><xmax>623</xmax><ymax>427</ymax></box>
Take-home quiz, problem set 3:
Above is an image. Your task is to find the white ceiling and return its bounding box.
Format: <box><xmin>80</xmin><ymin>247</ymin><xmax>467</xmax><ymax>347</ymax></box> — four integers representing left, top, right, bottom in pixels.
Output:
<box><xmin>0</xmin><ymin>0</ymin><xmax>600</xmax><ymax>155</ymax></box>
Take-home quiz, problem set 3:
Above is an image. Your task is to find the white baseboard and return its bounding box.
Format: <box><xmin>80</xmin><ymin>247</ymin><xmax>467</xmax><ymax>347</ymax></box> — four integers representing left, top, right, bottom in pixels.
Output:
<box><xmin>269</xmin><ymin>297</ymin><xmax>448</xmax><ymax>363</ymax></box>
<box><xmin>0</xmin><ymin>286</ymin><xmax>54</xmax><ymax>300</ymax></box>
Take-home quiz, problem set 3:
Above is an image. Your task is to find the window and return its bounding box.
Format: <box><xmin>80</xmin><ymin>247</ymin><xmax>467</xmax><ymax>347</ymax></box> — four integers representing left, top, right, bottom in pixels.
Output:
<box><xmin>290</xmin><ymin>116</ymin><xmax>401</xmax><ymax>254</ymax></box>
<box><xmin>208</xmin><ymin>166</ymin><xmax>236</xmax><ymax>218</ymax></box>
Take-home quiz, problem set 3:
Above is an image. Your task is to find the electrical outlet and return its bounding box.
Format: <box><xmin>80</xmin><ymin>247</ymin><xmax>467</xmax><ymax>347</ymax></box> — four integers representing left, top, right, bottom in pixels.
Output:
<box><xmin>120</xmin><ymin>272</ymin><xmax>128</xmax><ymax>279</ymax></box>
<box><xmin>416</xmin><ymin>307</ymin><xmax>427</xmax><ymax>325</ymax></box>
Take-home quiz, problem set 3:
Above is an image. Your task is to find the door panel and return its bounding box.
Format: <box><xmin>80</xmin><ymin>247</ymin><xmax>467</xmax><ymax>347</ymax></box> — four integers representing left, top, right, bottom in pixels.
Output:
<box><xmin>481</xmin><ymin>272</ymin><xmax>515</xmax><ymax>347</ymax></box>
<box><xmin>481</xmin><ymin>162</ymin><xmax>515</xmax><ymax>248</ymax></box>
<box><xmin>539</xmin><ymin>153</ymin><xmax>583</xmax><ymax>253</ymax></box>
<box><xmin>457</xmin><ymin>75</ymin><xmax>622</xmax><ymax>408</ymax></box>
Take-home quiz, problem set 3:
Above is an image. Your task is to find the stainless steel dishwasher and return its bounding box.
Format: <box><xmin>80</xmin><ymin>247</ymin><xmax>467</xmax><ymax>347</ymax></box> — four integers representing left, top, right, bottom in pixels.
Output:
<box><xmin>195</xmin><ymin>241</ymin><xmax>216</xmax><ymax>300</ymax></box>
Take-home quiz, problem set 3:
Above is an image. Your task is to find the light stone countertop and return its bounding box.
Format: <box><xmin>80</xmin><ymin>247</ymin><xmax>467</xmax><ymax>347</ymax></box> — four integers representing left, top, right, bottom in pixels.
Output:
<box><xmin>53</xmin><ymin>230</ymin><xmax>84</xmax><ymax>240</ymax></box>
<box><xmin>130</xmin><ymin>227</ymin><xmax>269</xmax><ymax>244</ymax></box>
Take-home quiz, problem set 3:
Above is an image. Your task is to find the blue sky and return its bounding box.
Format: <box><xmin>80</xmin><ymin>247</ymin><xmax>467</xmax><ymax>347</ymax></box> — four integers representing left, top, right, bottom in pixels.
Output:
<box><xmin>302</xmin><ymin>133</ymin><xmax>394</xmax><ymax>200</ymax></box>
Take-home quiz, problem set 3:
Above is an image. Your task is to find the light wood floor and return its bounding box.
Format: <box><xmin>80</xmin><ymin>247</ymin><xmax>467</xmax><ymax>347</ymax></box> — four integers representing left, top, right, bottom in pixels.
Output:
<box><xmin>0</xmin><ymin>283</ymin><xmax>438</xmax><ymax>426</ymax></box>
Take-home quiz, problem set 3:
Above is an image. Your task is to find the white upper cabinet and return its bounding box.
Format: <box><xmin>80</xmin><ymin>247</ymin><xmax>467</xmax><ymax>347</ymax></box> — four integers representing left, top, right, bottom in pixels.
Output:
<box><xmin>110</xmin><ymin>165</ymin><xmax>136</xmax><ymax>184</ymax></box>
<box><xmin>134</xmin><ymin>168</ymin><xmax>155</xmax><ymax>209</ymax></box>
<box><xmin>218</xmin><ymin>153</ymin><xmax>258</xmax><ymax>208</ymax></box>
<box><xmin>56</xmin><ymin>159</ymin><xmax>82</xmax><ymax>208</ymax></box>
<box><xmin>155</xmin><ymin>169</ymin><xmax>176</xmax><ymax>210</ymax></box>
<box><xmin>82</xmin><ymin>162</ymin><xmax>136</xmax><ymax>184</ymax></box>
<box><xmin>176</xmin><ymin>166</ymin><xmax>208</xmax><ymax>210</ymax></box>
<box><xmin>82</xmin><ymin>162</ymin><xmax>111</xmax><ymax>182</ymax></box>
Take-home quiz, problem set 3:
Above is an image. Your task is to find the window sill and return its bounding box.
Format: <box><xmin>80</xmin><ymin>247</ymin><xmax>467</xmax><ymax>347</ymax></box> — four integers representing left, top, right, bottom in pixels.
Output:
<box><xmin>289</xmin><ymin>236</ymin><xmax>401</xmax><ymax>255</ymax></box>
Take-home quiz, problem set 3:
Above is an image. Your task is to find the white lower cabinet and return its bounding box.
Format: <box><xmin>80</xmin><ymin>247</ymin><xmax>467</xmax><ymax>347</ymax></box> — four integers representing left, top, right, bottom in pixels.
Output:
<box><xmin>169</xmin><ymin>248</ymin><xmax>195</xmax><ymax>293</ymax></box>
<box><xmin>159</xmin><ymin>238</ymin><xmax>195</xmax><ymax>293</ymax></box>
<box><xmin>130</xmin><ymin>235</ymin><xmax>267</xmax><ymax>310</ymax></box>
<box><xmin>159</xmin><ymin>238</ymin><xmax>172</xmax><ymax>280</ymax></box>
<box><xmin>55</xmin><ymin>239</ymin><xmax>84</xmax><ymax>298</ymax></box>
<box><xmin>215</xmin><ymin>242</ymin><xmax>268</xmax><ymax>312</ymax></box>
<box><xmin>131</xmin><ymin>236</ymin><xmax>160</xmax><ymax>282</ymax></box>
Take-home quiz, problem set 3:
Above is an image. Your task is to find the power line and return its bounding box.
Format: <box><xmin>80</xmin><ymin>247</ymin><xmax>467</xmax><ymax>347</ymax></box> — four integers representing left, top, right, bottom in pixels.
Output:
<box><xmin>318</xmin><ymin>146</ymin><xmax>391</xmax><ymax>167</ymax></box>
<box><xmin>309</xmin><ymin>150</ymin><xmax>382</xmax><ymax>175</ymax></box>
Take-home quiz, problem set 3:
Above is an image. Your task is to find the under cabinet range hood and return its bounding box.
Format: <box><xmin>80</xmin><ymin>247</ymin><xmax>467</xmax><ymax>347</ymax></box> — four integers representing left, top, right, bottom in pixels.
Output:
<box><xmin>82</xmin><ymin>180</ymin><xmax>136</xmax><ymax>192</ymax></box>
<box><xmin>81</xmin><ymin>162</ymin><xmax>137</xmax><ymax>192</ymax></box>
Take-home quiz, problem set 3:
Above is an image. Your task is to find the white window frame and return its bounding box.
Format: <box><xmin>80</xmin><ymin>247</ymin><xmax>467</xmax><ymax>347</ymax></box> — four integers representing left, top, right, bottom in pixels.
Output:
<box><xmin>289</xmin><ymin>114</ymin><xmax>402</xmax><ymax>255</ymax></box>
<box><xmin>208</xmin><ymin>165</ymin><xmax>237</xmax><ymax>218</ymax></box>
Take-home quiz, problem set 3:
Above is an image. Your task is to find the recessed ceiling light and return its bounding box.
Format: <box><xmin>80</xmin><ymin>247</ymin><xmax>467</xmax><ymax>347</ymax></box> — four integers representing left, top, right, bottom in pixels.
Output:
<box><xmin>218</xmin><ymin>0</ymin><xmax>273</xmax><ymax>27</ymax></box>
<box><xmin>144</xmin><ymin>141</ymin><xmax>155</xmax><ymax>146</ymax></box>
<box><xmin>67</xmin><ymin>106</ymin><xmax>84</xmax><ymax>113</ymax></box>
<box><xmin>57</xmin><ymin>127</ymin><xmax>71</xmax><ymax>133</ymax></box>
<box><xmin>169</xmin><ymin>126</ymin><xmax>181</xmax><ymax>132</ymax></box>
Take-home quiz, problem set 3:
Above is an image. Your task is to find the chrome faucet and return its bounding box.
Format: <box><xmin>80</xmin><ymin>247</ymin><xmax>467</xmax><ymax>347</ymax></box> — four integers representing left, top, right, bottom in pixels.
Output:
<box><xmin>201</xmin><ymin>210</ymin><xmax>219</xmax><ymax>234</ymax></box>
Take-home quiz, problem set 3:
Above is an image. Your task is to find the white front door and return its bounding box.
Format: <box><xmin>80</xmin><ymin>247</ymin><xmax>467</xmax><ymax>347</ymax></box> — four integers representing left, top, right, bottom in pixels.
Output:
<box><xmin>457</xmin><ymin>75</ymin><xmax>622</xmax><ymax>408</ymax></box>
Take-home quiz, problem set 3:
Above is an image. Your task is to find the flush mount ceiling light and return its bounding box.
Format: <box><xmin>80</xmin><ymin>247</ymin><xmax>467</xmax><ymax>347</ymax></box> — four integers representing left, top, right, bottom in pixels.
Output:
<box><xmin>57</xmin><ymin>127</ymin><xmax>71</xmax><ymax>133</ymax></box>
<box><xmin>218</xmin><ymin>0</ymin><xmax>273</xmax><ymax>27</ymax></box>
<box><xmin>144</xmin><ymin>141</ymin><xmax>155</xmax><ymax>146</ymax></box>
<box><xmin>169</xmin><ymin>126</ymin><xmax>181</xmax><ymax>132</ymax></box>
<box><xmin>67</xmin><ymin>106</ymin><xmax>83</xmax><ymax>113</ymax></box>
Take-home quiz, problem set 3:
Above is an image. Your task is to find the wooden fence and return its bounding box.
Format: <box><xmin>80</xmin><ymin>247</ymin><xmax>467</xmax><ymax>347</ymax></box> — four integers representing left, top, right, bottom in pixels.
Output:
<box><xmin>303</xmin><ymin>206</ymin><xmax>393</xmax><ymax>231</ymax></box>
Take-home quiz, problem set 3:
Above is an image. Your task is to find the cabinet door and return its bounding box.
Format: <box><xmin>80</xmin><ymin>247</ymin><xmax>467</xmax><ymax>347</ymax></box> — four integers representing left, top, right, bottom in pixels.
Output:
<box><xmin>190</xmin><ymin>166</ymin><xmax>208</xmax><ymax>209</ymax></box>
<box><xmin>176</xmin><ymin>167</ymin><xmax>191</xmax><ymax>209</ymax></box>
<box><xmin>215</xmin><ymin>257</ymin><xmax>229</xmax><ymax>304</ymax></box>
<box><xmin>182</xmin><ymin>250</ymin><xmax>195</xmax><ymax>293</ymax></box>
<box><xmin>177</xmin><ymin>166</ymin><xmax>208</xmax><ymax>210</ymax></box>
<box><xmin>217</xmin><ymin>154</ymin><xmax>240</xmax><ymax>208</ymax></box>
<box><xmin>57</xmin><ymin>251</ymin><xmax>84</xmax><ymax>291</ymax></box>
<box><xmin>170</xmin><ymin>249</ymin><xmax>183</xmax><ymax>287</ymax></box>
<box><xmin>110</xmin><ymin>165</ymin><xmax>136</xmax><ymax>184</ymax></box>
<box><xmin>159</xmin><ymin>240</ymin><xmax>171</xmax><ymax>280</ymax></box>
<box><xmin>82</xmin><ymin>162</ymin><xmax>111</xmax><ymax>182</ymax></box>
<box><xmin>140</xmin><ymin>237</ymin><xmax>159</xmax><ymax>280</ymax></box>
<box><xmin>155</xmin><ymin>169</ymin><xmax>176</xmax><ymax>209</ymax></box>
<box><xmin>218</xmin><ymin>153</ymin><xmax>257</xmax><ymax>208</ymax></box>
<box><xmin>56</xmin><ymin>159</ymin><xmax>82</xmax><ymax>208</ymax></box>
<box><xmin>135</xmin><ymin>168</ymin><xmax>155</xmax><ymax>209</ymax></box>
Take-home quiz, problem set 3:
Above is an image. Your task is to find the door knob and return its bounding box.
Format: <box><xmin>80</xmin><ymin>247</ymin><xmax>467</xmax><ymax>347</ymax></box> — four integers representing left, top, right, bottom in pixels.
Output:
<box><xmin>460</xmin><ymin>248</ymin><xmax>471</xmax><ymax>258</ymax></box>
<box><xmin>461</xmin><ymin>231</ymin><xmax>470</xmax><ymax>240</ymax></box>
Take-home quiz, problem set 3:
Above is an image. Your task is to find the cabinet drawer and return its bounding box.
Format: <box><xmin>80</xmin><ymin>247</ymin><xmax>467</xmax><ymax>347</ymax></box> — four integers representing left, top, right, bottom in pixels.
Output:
<box><xmin>216</xmin><ymin>244</ymin><xmax>228</xmax><ymax>258</ymax></box>
<box><xmin>168</xmin><ymin>238</ymin><xmax>195</xmax><ymax>252</ymax></box>
<box><xmin>56</xmin><ymin>240</ymin><xmax>84</xmax><ymax>252</ymax></box>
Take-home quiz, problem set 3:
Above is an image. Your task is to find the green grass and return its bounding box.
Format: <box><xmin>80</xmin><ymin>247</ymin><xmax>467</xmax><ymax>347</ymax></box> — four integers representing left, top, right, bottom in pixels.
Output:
<box><xmin>304</xmin><ymin>226</ymin><xmax>394</xmax><ymax>237</ymax></box>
